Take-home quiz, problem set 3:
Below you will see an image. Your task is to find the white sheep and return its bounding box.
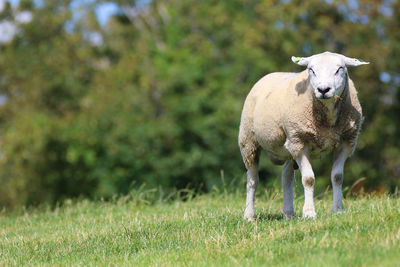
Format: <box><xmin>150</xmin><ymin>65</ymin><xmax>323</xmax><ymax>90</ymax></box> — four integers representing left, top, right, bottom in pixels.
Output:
<box><xmin>238</xmin><ymin>51</ymin><xmax>369</xmax><ymax>220</ymax></box>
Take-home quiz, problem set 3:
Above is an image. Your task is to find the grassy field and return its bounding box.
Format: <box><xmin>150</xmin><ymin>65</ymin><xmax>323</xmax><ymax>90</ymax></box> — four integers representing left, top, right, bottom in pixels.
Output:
<box><xmin>0</xmin><ymin>189</ymin><xmax>399</xmax><ymax>266</ymax></box>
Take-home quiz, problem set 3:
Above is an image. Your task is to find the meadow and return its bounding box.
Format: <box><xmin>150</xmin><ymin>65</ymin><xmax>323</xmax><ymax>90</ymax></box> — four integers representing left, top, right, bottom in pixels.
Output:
<box><xmin>0</xmin><ymin>2</ymin><xmax>399</xmax><ymax>266</ymax></box>
<box><xmin>0</xmin><ymin>188</ymin><xmax>399</xmax><ymax>266</ymax></box>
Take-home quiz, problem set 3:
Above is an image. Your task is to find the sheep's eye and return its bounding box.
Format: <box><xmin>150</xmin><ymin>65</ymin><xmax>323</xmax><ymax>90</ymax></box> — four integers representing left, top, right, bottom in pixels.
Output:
<box><xmin>335</xmin><ymin>67</ymin><xmax>343</xmax><ymax>75</ymax></box>
<box><xmin>308</xmin><ymin>68</ymin><xmax>316</xmax><ymax>76</ymax></box>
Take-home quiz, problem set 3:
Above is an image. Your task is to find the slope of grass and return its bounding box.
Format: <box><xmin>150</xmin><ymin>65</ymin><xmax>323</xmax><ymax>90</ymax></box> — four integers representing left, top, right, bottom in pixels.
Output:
<box><xmin>0</xmin><ymin>190</ymin><xmax>399</xmax><ymax>266</ymax></box>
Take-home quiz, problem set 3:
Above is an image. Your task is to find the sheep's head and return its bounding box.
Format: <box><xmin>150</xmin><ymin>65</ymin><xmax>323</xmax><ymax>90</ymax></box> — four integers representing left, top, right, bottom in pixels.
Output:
<box><xmin>292</xmin><ymin>52</ymin><xmax>369</xmax><ymax>100</ymax></box>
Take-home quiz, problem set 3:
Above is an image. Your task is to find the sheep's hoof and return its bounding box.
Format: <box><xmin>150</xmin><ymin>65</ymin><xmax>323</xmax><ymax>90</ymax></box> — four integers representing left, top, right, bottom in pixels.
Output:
<box><xmin>243</xmin><ymin>210</ymin><xmax>255</xmax><ymax>222</ymax></box>
<box><xmin>332</xmin><ymin>204</ymin><xmax>345</xmax><ymax>214</ymax></box>
<box><xmin>302</xmin><ymin>207</ymin><xmax>316</xmax><ymax>219</ymax></box>
<box><xmin>243</xmin><ymin>215</ymin><xmax>255</xmax><ymax>222</ymax></box>
<box><xmin>283</xmin><ymin>211</ymin><xmax>295</xmax><ymax>219</ymax></box>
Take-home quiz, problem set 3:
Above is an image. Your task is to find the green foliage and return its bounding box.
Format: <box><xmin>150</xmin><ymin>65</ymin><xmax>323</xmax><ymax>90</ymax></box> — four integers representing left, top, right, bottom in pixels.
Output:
<box><xmin>0</xmin><ymin>0</ymin><xmax>399</xmax><ymax>207</ymax></box>
<box><xmin>0</xmin><ymin>192</ymin><xmax>399</xmax><ymax>265</ymax></box>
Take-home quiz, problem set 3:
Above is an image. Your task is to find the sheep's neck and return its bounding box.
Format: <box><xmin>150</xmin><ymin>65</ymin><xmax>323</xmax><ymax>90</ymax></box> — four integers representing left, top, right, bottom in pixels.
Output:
<box><xmin>326</xmin><ymin>99</ymin><xmax>339</xmax><ymax>124</ymax></box>
<box><xmin>312</xmin><ymin>87</ymin><xmax>347</xmax><ymax>128</ymax></box>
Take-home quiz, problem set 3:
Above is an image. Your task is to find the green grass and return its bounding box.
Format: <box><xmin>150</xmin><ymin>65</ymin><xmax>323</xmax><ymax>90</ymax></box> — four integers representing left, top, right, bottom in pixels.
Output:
<box><xmin>0</xmin><ymin>190</ymin><xmax>399</xmax><ymax>266</ymax></box>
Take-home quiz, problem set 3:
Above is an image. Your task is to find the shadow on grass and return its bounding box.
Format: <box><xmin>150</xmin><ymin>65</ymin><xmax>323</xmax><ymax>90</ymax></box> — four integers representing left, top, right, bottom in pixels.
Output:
<box><xmin>255</xmin><ymin>213</ymin><xmax>285</xmax><ymax>221</ymax></box>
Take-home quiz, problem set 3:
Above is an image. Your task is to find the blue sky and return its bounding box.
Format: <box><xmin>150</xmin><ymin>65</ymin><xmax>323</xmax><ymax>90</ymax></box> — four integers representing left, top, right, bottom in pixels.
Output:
<box><xmin>95</xmin><ymin>2</ymin><xmax>119</xmax><ymax>26</ymax></box>
<box><xmin>8</xmin><ymin>0</ymin><xmax>119</xmax><ymax>26</ymax></box>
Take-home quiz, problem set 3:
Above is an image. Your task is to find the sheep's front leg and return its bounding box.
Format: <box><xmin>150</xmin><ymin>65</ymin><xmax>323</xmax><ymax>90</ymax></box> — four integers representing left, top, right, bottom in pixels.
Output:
<box><xmin>331</xmin><ymin>144</ymin><xmax>351</xmax><ymax>213</ymax></box>
<box><xmin>243</xmin><ymin>165</ymin><xmax>259</xmax><ymax>221</ymax></box>
<box><xmin>295</xmin><ymin>151</ymin><xmax>316</xmax><ymax>218</ymax></box>
<box><xmin>282</xmin><ymin>161</ymin><xmax>295</xmax><ymax>218</ymax></box>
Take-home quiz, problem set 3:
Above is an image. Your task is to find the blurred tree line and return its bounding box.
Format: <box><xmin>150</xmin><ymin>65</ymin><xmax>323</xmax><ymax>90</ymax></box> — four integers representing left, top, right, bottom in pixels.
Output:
<box><xmin>0</xmin><ymin>0</ymin><xmax>398</xmax><ymax>208</ymax></box>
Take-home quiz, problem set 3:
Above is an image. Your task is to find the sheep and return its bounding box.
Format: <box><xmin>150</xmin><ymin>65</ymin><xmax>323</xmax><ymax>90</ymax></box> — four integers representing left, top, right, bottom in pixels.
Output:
<box><xmin>238</xmin><ymin>51</ymin><xmax>369</xmax><ymax>220</ymax></box>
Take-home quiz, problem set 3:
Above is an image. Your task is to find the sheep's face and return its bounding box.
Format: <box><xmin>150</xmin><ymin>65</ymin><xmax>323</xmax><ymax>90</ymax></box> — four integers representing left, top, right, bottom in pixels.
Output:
<box><xmin>292</xmin><ymin>52</ymin><xmax>369</xmax><ymax>101</ymax></box>
<box><xmin>306</xmin><ymin>55</ymin><xmax>347</xmax><ymax>100</ymax></box>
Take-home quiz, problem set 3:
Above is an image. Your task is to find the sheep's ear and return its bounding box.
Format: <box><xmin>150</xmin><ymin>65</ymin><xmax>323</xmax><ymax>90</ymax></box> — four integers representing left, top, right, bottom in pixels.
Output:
<box><xmin>342</xmin><ymin>56</ymin><xmax>370</xmax><ymax>67</ymax></box>
<box><xmin>291</xmin><ymin>56</ymin><xmax>310</xmax><ymax>66</ymax></box>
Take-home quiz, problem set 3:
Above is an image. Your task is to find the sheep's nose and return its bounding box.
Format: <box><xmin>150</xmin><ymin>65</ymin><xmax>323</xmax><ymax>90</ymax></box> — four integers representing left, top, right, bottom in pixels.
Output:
<box><xmin>317</xmin><ymin>87</ymin><xmax>331</xmax><ymax>95</ymax></box>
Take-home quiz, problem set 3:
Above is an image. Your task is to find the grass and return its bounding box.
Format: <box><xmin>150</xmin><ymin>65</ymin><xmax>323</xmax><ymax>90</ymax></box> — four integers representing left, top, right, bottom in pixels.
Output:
<box><xmin>0</xmin><ymin>189</ymin><xmax>399</xmax><ymax>266</ymax></box>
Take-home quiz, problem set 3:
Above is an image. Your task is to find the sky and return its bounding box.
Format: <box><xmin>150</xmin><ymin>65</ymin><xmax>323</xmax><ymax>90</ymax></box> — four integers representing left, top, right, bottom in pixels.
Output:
<box><xmin>6</xmin><ymin>0</ymin><xmax>119</xmax><ymax>26</ymax></box>
<box><xmin>0</xmin><ymin>0</ymin><xmax>121</xmax><ymax>46</ymax></box>
<box><xmin>95</xmin><ymin>2</ymin><xmax>119</xmax><ymax>26</ymax></box>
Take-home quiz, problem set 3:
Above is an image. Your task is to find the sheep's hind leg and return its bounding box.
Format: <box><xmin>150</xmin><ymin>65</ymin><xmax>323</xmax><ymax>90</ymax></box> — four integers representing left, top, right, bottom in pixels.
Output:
<box><xmin>295</xmin><ymin>150</ymin><xmax>316</xmax><ymax>219</ymax></box>
<box><xmin>243</xmin><ymin>165</ymin><xmax>259</xmax><ymax>221</ymax></box>
<box><xmin>331</xmin><ymin>144</ymin><xmax>351</xmax><ymax>213</ymax></box>
<box><xmin>282</xmin><ymin>160</ymin><xmax>295</xmax><ymax>218</ymax></box>
<box><xmin>239</xmin><ymin>123</ymin><xmax>261</xmax><ymax>221</ymax></box>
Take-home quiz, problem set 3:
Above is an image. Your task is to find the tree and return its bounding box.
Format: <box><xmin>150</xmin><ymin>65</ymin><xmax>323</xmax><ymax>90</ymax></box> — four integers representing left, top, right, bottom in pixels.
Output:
<box><xmin>0</xmin><ymin>0</ymin><xmax>398</xmax><ymax>208</ymax></box>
